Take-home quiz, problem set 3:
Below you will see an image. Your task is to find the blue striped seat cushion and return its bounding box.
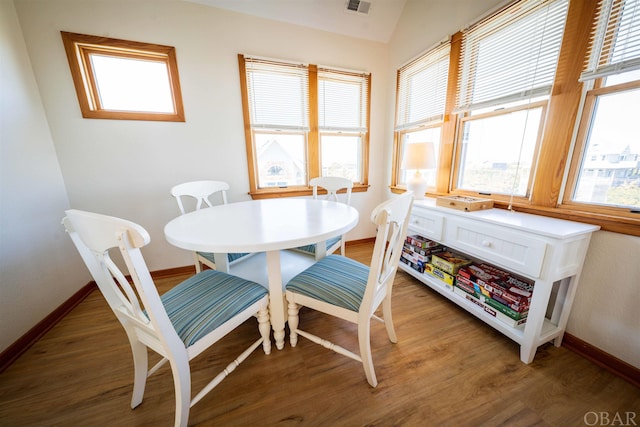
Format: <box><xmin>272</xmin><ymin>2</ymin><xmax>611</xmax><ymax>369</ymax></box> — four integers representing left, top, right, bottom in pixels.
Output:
<box><xmin>295</xmin><ymin>235</ymin><xmax>342</xmax><ymax>255</ymax></box>
<box><xmin>286</xmin><ymin>255</ymin><xmax>369</xmax><ymax>312</ymax></box>
<box><xmin>197</xmin><ymin>251</ymin><xmax>250</xmax><ymax>264</ymax></box>
<box><xmin>158</xmin><ymin>270</ymin><xmax>267</xmax><ymax>347</ymax></box>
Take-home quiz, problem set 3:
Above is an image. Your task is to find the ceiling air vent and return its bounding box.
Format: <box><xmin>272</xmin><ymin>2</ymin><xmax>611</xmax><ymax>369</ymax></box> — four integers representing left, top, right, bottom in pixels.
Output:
<box><xmin>345</xmin><ymin>0</ymin><xmax>372</xmax><ymax>15</ymax></box>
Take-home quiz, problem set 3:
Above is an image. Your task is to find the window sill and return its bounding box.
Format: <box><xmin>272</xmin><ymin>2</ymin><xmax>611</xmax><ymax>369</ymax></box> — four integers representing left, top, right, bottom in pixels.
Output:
<box><xmin>504</xmin><ymin>202</ymin><xmax>640</xmax><ymax>237</ymax></box>
<box><xmin>250</xmin><ymin>184</ymin><xmax>369</xmax><ymax>200</ymax></box>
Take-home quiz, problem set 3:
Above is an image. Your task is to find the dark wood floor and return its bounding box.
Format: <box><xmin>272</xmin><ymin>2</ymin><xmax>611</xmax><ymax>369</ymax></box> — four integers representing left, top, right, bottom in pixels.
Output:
<box><xmin>1</xmin><ymin>242</ymin><xmax>638</xmax><ymax>426</ymax></box>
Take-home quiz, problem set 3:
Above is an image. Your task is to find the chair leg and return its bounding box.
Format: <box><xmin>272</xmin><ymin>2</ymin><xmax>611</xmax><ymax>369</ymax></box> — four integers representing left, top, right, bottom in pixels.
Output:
<box><xmin>129</xmin><ymin>339</ymin><xmax>148</xmax><ymax>409</ymax></box>
<box><xmin>382</xmin><ymin>296</ymin><xmax>398</xmax><ymax>343</ymax></box>
<box><xmin>358</xmin><ymin>320</ymin><xmax>377</xmax><ymax>387</ymax></box>
<box><xmin>257</xmin><ymin>306</ymin><xmax>272</xmax><ymax>355</ymax></box>
<box><xmin>193</xmin><ymin>252</ymin><xmax>202</xmax><ymax>273</ymax></box>
<box><xmin>287</xmin><ymin>300</ymin><xmax>300</xmax><ymax>347</ymax></box>
<box><xmin>169</xmin><ymin>355</ymin><xmax>191</xmax><ymax>427</ymax></box>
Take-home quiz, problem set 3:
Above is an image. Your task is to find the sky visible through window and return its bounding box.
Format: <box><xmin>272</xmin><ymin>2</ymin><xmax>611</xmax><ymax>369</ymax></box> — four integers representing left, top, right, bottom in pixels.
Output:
<box><xmin>91</xmin><ymin>54</ymin><xmax>174</xmax><ymax>112</ymax></box>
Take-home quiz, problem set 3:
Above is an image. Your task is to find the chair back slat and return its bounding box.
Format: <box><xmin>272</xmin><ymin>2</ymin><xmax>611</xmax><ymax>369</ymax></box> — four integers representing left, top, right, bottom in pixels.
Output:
<box><xmin>310</xmin><ymin>176</ymin><xmax>353</xmax><ymax>205</ymax></box>
<box><xmin>103</xmin><ymin>251</ymin><xmax>147</xmax><ymax>321</ymax></box>
<box><xmin>170</xmin><ymin>180</ymin><xmax>230</xmax><ymax>214</ymax></box>
<box><xmin>361</xmin><ymin>192</ymin><xmax>413</xmax><ymax>317</ymax></box>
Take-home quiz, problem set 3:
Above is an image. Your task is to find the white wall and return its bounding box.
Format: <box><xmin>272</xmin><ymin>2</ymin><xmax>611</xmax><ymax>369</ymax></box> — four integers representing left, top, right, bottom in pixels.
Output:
<box><xmin>0</xmin><ymin>0</ymin><xmax>89</xmax><ymax>351</ymax></box>
<box><xmin>13</xmin><ymin>0</ymin><xmax>389</xmax><ymax>273</ymax></box>
<box><xmin>388</xmin><ymin>0</ymin><xmax>640</xmax><ymax>368</ymax></box>
<box><xmin>567</xmin><ymin>231</ymin><xmax>640</xmax><ymax>367</ymax></box>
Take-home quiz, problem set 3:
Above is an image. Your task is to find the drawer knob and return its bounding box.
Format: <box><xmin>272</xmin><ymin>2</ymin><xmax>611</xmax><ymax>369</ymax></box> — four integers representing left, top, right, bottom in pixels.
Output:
<box><xmin>481</xmin><ymin>239</ymin><xmax>492</xmax><ymax>248</ymax></box>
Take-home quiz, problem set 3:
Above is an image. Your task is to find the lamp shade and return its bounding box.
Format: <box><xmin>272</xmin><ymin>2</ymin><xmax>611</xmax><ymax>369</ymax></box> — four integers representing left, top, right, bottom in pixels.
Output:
<box><xmin>402</xmin><ymin>142</ymin><xmax>436</xmax><ymax>170</ymax></box>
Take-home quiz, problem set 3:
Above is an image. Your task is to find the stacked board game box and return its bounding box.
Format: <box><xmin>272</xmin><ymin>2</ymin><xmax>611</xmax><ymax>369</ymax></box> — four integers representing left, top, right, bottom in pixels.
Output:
<box><xmin>453</xmin><ymin>287</ymin><xmax>528</xmax><ymax>327</ymax></box>
<box><xmin>423</xmin><ymin>263</ymin><xmax>456</xmax><ymax>286</ymax></box>
<box><xmin>455</xmin><ymin>263</ymin><xmax>533</xmax><ymax>327</ymax></box>
<box><xmin>401</xmin><ymin>238</ymin><xmax>472</xmax><ymax>288</ymax></box>
<box><xmin>400</xmin><ymin>235</ymin><xmax>445</xmax><ymax>274</ymax></box>
<box><xmin>431</xmin><ymin>251</ymin><xmax>473</xmax><ymax>275</ymax></box>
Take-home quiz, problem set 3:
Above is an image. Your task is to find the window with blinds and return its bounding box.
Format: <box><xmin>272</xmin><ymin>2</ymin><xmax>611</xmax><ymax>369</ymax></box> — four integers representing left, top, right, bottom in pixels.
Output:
<box><xmin>244</xmin><ymin>58</ymin><xmax>310</xmax><ymax>131</ymax></box>
<box><xmin>395</xmin><ymin>42</ymin><xmax>450</xmax><ymax>131</ymax></box>
<box><xmin>456</xmin><ymin>0</ymin><xmax>568</xmax><ymax>112</ymax></box>
<box><xmin>239</xmin><ymin>54</ymin><xmax>370</xmax><ymax>194</ymax></box>
<box><xmin>318</xmin><ymin>68</ymin><xmax>370</xmax><ymax>181</ymax></box>
<box><xmin>453</xmin><ymin>0</ymin><xmax>568</xmax><ymax>198</ymax></box>
<box><xmin>318</xmin><ymin>68</ymin><xmax>368</xmax><ymax>132</ymax></box>
<box><xmin>393</xmin><ymin>42</ymin><xmax>450</xmax><ymax>190</ymax></box>
<box><xmin>581</xmin><ymin>0</ymin><xmax>640</xmax><ymax>81</ymax></box>
<box><xmin>565</xmin><ymin>0</ymin><xmax>640</xmax><ymax>211</ymax></box>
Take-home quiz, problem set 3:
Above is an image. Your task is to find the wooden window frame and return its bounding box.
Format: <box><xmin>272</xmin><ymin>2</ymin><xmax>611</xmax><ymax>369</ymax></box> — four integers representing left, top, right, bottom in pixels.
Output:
<box><xmin>392</xmin><ymin>123</ymin><xmax>444</xmax><ymax>190</ymax></box>
<box><xmin>450</xmin><ymin>100</ymin><xmax>548</xmax><ymax>204</ymax></box>
<box><xmin>560</xmin><ymin>79</ymin><xmax>640</xmax><ymax>223</ymax></box>
<box><xmin>238</xmin><ymin>54</ymin><xmax>370</xmax><ymax>199</ymax></box>
<box><xmin>61</xmin><ymin>31</ymin><xmax>185</xmax><ymax>122</ymax></box>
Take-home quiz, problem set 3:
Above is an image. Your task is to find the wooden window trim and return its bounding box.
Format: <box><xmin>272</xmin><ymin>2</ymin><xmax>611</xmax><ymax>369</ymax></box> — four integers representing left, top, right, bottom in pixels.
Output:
<box><xmin>437</xmin><ymin>31</ymin><xmax>462</xmax><ymax>196</ymax></box>
<box><xmin>61</xmin><ymin>31</ymin><xmax>185</xmax><ymax>122</ymax></box>
<box><xmin>308</xmin><ymin>64</ymin><xmax>320</xmax><ymax>182</ymax></box>
<box><xmin>560</xmin><ymin>79</ymin><xmax>640</xmax><ymax>226</ymax></box>
<box><xmin>528</xmin><ymin>0</ymin><xmax>594</xmax><ymax>207</ymax></box>
<box><xmin>390</xmin><ymin>68</ymin><xmax>402</xmax><ymax>191</ymax></box>
<box><xmin>249</xmin><ymin>184</ymin><xmax>370</xmax><ymax>199</ymax></box>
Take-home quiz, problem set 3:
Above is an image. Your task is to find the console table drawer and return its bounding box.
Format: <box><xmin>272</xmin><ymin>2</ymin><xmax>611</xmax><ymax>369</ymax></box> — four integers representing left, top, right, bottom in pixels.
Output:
<box><xmin>408</xmin><ymin>209</ymin><xmax>444</xmax><ymax>241</ymax></box>
<box><xmin>444</xmin><ymin>218</ymin><xmax>547</xmax><ymax>278</ymax></box>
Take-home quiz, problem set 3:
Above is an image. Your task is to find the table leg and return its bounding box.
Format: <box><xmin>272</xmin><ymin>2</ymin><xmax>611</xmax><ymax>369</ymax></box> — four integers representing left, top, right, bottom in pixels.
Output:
<box><xmin>316</xmin><ymin>240</ymin><xmax>327</xmax><ymax>259</ymax></box>
<box><xmin>213</xmin><ymin>253</ymin><xmax>230</xmax><ymax>273</ymax></box>
<box><xmin>266</xmin><ymin>250</ymin><xmax>286</xmax><ymax>350</ymax></box>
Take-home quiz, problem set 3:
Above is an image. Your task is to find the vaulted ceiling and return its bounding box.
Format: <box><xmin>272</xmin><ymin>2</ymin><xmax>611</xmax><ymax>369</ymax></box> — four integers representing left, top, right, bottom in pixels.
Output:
<box><xmin>183</xmin><ymin>0</ymin><xmax>407</xmax><ymax>42</ymax></box>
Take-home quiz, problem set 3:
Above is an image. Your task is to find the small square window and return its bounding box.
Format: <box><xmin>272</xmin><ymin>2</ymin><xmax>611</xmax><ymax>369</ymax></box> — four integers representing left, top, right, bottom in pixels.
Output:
<box><xmin>61</xmin><ymin>32</ymin><xmax>185</xmax><ymax>122</ymax></box>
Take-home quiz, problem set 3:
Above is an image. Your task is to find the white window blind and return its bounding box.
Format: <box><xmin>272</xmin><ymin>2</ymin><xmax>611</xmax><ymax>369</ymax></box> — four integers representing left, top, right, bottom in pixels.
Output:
<box><xmin>581</xmin><ymin>0</ymin><xmax>640</xmax><ymax>81</ymax></box>
<box><xmin>244</xmin><ymin>57</ymin><xmax>309</xmax><ymax>131</ymax></box>
<box><xmin>318</xmin><ymin>68</ymin><xmax>369</xmax><ymax>132</ymax></box>
<box><xmin>395</xmin><ymin>42</ymin><xmax>450</xmax><ymax>131</ymax></box>
<box><xmin>456</xmin><ymin>0</ymin><xmax>569</xmax><ymax>112</ymax></box>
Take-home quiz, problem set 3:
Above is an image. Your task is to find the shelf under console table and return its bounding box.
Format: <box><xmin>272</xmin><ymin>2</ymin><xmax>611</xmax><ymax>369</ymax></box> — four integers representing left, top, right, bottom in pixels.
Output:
<box><xmin>400</xmin><ymin>198</ymin><xmax>600</xmax><ymax>364</ymax></box>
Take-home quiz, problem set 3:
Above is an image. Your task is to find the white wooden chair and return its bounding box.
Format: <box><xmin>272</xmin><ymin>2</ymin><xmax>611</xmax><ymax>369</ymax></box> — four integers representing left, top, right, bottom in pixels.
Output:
<box><xmin>63</xmin><ymin>209</ymin><xmax>271</xmax><ymax>427</ymax></box>
<box><xmin>293</xmin><ymin>176</ymin><xmax>354</xmax><ymax>260</ymax></box>
<box><xmin>285</xmin><ymin>192</ymin><xmax>413</xmax><ymax>387</ymax></box>
<box><xmin>170</xmin><ymin>180</ymin><xmax>251</xmax><ymax>272</ymax></box>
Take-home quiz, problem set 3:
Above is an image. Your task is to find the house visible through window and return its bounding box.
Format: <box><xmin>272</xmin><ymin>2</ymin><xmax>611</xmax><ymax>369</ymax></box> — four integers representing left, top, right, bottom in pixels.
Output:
<box><xmin>565</xmin><ymin>0</ymin><xmax>640</xmax><ymax>212</ymax></box>
<box><xmin>60</xmin><ymin>32</ymin><xmax>185</xmax><ymax>122</ymax></box>
<box><xmin>238</xmin><ymin>54</ymin><xmax>370</xmax><ymax>197</ymax></box>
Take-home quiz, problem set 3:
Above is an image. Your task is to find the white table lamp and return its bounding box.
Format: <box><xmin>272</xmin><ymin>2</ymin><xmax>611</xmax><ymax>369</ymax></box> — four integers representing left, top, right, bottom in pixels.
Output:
<box><xmin>402</xmin><ymin>142</ymin><xmax>436</xmax><ymax>200</ymax></box>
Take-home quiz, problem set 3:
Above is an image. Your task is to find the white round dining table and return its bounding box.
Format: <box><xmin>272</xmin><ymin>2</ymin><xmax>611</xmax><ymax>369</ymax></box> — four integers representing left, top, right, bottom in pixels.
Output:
<box><xmin>164</xmin><ymin>198</ymin><xmax>360</xmax><ymax>350</ymax></box>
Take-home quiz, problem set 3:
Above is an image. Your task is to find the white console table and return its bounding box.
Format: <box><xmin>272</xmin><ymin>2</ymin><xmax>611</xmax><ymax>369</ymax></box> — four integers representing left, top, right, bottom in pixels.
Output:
<box><xmin>399</xmin><ymin>198</ymin><xmax>600</xmax><ymax>363</ymax></box>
